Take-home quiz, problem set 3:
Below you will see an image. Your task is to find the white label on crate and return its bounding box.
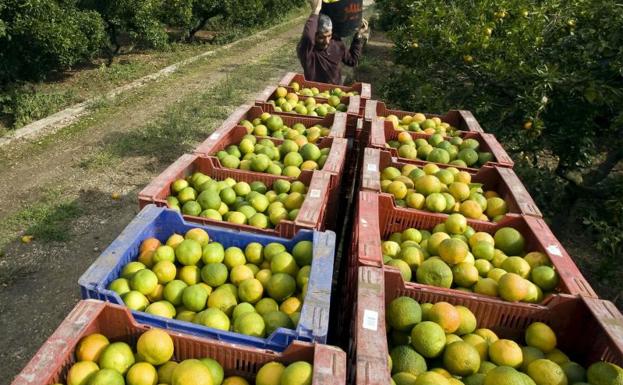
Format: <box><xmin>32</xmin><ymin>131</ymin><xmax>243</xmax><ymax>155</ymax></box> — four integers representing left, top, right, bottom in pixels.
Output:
<box><xmin>309</xmin><ymin>189</ymin><xmax>321</xmax><ymax>198</ymax></box>
<box><xmin>546</xmin><ymin>245</ymin><xmax>563</xmax><ymax>257</ymax></box>
<box><xmin>367</xmin><ymin>163</ymin><xmax>377</xmax><ymax>172</ymax></box>
<box><xmin>211</xmin><ymin>132</ymin><xmax>221</xmax><ymax>139</ymax></box>
<box><xmin>363</xmin><ymin>310</ymin><xmax>379</xmax><ymax>331</ymax></box>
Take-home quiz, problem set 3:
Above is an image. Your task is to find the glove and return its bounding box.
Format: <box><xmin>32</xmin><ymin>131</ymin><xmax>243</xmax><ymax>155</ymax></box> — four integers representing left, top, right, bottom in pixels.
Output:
<box><xmin>356</xmin><ymin>19</ymin><xmax>370</xmax><ymax>41</ymax></box>
<box><xmin>309</xmin><ymin>0</ymin><xmax>322</xmax><ymax>14</ymax></box>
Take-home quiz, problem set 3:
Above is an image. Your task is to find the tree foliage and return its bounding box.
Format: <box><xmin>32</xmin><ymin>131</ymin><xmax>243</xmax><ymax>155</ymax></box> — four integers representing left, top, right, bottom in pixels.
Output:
<box><xmin>377</xmin><ymin>0</ymin><xmax>623</xmax><ymax>259</ymax></box>
<box><xmin>160</xmin><ymin>0</ymin><xmax>306</xmax><ymax>40</ymax></box>
<box><xmin>0</xmin><ymin>0</ymin><xmax>306</xmax><ymax>128</ymax></box>
<box><xmin>79</xmin><ymin>0</ymin><xmax>169</xmax><ymax>53</ymax></box>
<box><xmin>0</xmin><ymin>0</ymin><xmax>106</xmax><ymax>83</ymax></box>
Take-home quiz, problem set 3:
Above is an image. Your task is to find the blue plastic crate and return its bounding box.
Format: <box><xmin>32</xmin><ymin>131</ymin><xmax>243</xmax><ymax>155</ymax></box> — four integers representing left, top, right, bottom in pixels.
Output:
<box><xmin>78</xmin><ymin>204</ymin><xmax>336</xmax><ymax>351</ymax></box>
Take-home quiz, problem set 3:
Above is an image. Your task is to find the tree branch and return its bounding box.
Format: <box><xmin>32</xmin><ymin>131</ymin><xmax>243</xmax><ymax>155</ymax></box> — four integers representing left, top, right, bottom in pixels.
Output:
<box><xmin>554</xmin><ymin>155</ymin><xmax>620</xmax><ymax>200</ymax></box>
<box><xmin>188</xmin><ymin>9</ymin><xmax>221</xmax><ymax>41</ymax></box>
<box><xmin>584</xmin><ymin>144</ymin><xmax>623</xmax><ymax>186</ymax></box>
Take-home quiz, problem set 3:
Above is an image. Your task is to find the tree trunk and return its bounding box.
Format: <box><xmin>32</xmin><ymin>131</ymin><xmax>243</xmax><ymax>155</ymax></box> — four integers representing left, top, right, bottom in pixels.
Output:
<box><xmin>112</xmin><ymin>24</ymin><xmax>121</xmax><ymax>55</ymax></box>
<box><xmin>187</xmin><ymin>9</ymin><xmax>221</xmax><ymax>41</ymax></box>
<box><xmin>550</xmin><ymin>144</ymin><xmax>623</xmax><ymax>230</ymax></box>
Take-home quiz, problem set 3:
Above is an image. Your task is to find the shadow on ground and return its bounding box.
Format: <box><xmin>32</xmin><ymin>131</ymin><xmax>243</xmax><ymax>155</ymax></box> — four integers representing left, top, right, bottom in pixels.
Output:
<box><xmin>0</xmin><ymin>188</ymin><xmax>142</xmax><ymax>384</ymax></box>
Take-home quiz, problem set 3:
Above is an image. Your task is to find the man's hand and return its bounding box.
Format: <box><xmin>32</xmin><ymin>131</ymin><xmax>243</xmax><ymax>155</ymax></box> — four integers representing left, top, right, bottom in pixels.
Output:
<box><xmin>308</xmin><ymin>0</ymin><xmax>322</xmax><ymax>15</ymax></box>
<box><xmin>357</xmin><ymin>18</ymin><xmax>370</xmax><ymax>40</ymax></box>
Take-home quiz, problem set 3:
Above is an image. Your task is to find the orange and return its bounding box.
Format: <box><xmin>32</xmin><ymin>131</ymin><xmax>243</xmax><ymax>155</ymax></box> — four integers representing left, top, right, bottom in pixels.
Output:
<box><xmin>427</xmin><ymin>302</ymin><xmax>461</xmax><ymax>333</ymax></box>
<box><xmin>76</xmin><ymin>333</ymin><xmax>110</xmax><ymax>362</ymax></box>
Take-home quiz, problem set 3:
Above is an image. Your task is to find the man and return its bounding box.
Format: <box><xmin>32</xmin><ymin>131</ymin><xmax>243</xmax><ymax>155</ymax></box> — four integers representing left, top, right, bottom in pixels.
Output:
<box><xmin>297</xmin><ymin>0</ymin><xmax>369</xmax><ymax>85</ymax></box>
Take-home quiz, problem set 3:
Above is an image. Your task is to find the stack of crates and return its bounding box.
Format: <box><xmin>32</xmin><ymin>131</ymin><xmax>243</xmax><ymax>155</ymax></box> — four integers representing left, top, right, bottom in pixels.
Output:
<box><xmin>343</xmin><ymin>94</ymin><xmax>623</xmax><ymax>383</ymax></box>
<box><xmin>12</xmin><ymin>72</ymin><xmax>623</xmax><ymax>385</ymax></box>
<box><xmin>12</xmin><ymin>72</ymin><xmax>364</xmax><ymax>385</ymax></box>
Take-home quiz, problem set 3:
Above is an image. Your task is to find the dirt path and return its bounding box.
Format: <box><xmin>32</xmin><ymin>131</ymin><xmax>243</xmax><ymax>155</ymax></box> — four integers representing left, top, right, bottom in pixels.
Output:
<box><xmin>0</xmin><ymin>15</ymin><xmax>307</xmax><ymax>381</ymax></box>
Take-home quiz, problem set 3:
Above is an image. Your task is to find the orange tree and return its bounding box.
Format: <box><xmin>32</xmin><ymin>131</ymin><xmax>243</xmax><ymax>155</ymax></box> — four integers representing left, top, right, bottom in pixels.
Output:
<box><xmin>0</xmin><ymin>0</ymin><xmax>106</xmax><ymax>83</ymax></box>
<box><xmin>377</xmin><ymin>0</ymin><xmax>623</xmax><ymax>271</ymax></box>
<box><xmin>161</xmin><ymin>0</ymin><xmax>306</xmax><ymax>41</ymax></box>
<box><xmin>78</xmin><ymin>0</ymin><xmax>169</xmax><ymax>55</ymax></box>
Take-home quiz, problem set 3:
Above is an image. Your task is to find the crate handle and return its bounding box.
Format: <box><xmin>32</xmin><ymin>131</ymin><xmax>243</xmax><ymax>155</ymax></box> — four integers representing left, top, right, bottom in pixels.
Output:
<box><xmin>295</xmin><ymin>172</ymin><xmax>330</xmax><ymax>227</ymax></box>
<box><xmin>311</xmin><ymin>231</ymin><xmax>336</xmax><ymax>288</ymax></box>
<box><xmin>497</xmin><ymin>167</ymin><xmax>542</xmax><ymax>217</ymax></box>
<box><xmin>369</xmin><ymin>118</ymin><xmax>386</xmax><ymax>148</ymax></box>
<box><xmin>457</xmin><ymin>110</ymin><xmax>484</xmax><ymax>132</ymax></box>
<box><xmin>347</xmin><ymin>96</ymin><xmax>361</xmax><ymax>116</ymax></box>
<box><xmin>584</xmin><ymin>298</ymin><xmax>623</xmax><ymax>351</ymax></box>
<box><xmin>356</xmin><ymin>267</ymin><xmax>391</xmax><ymax>384</ymax></box>
<box><xmin>312</xmin><ymin>344</ymin><xmax>347</xmax><ymax>385</ymax></box>
<box><xmin>138</xmin><ymin>154</ymin><xmax>197</xmax><ymax>203</ymax></box>
<box><xmin>364</xmin><ymin>100</ymin><xmax>378</xmax><ymax>121</ymax></box>
<box><xmin>360</xmin><ymin>83</ymin><xmax>372</xmax><ymax>100</ymax></box>
<box><xmin>361</xmin><ymin>148</ymin><xmax>382</xmax><ymax>191</ymax></box>
<box><xmin>357</xmin><ymin>192</ymin><xmax>384</xmax><ymax>268</ymax></box>
<box><xmin>78</xmin><ymin>205</ymin><xmax>164</xmax><ymax>288</ymax></box>
<box><xmin>330</xmin><ymin>112</ymin><xmax>348</xmax><ymax>138</ymax></box>
<box><xmin>298</xmin><ymin>230</ymin><xmax>336</xmax><ymax>340</ymax></box>
<box><xmin>322</xmin><ymin>138</ymin><xmax>348</xmax><ymax>175</ymax></box>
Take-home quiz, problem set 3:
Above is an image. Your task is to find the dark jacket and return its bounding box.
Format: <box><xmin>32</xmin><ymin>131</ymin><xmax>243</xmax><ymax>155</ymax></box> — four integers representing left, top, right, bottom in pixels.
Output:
<box><xmin>297</xmin><ymin>14</ymin><xmax>364</xmax><ymax>85</ymax></box>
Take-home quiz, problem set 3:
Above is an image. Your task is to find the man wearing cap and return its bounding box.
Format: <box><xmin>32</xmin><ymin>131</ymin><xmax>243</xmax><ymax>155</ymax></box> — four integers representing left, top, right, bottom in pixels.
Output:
<box><xmin>297</xmin><ymin>0</ymin><xmax>369</xmax><ymax>85</ymax></box>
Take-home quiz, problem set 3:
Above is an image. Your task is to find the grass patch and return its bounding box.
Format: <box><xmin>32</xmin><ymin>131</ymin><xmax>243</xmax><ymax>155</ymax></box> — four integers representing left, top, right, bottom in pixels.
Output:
<box><xmin>78</xmin><ymin>150</ymin><xmax>121</xmax><ymax>170</ymax></box>
<box><xmin>102</xmin><ymin>41</ymin><xmax>300</xmax><ymax>163</ymax></box>
<box><xmin>0</xmin><ymin>189</ymin><xmax>82</xmax><ymax>248</ymax></box>
<box><xmin>0</xmin><ymin>87</ymin><xmax>78</xmax><ymax>129</ymax></box>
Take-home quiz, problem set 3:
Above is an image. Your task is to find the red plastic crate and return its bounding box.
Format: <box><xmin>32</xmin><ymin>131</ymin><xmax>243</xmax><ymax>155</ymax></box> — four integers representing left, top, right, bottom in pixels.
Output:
<box><xmin>348</xmin><ymin>191</ymin><xmax>596</xmax><ymax>309</ymax></box>
<box><xmin>12</xmin><ymin>300</ymin><xmax>346</xmax><ymax>385</ymax></box>
<box><xmin>195</xmin><ymin>105</ymin><xmax>349</xmax><ymax>148</ymax></box>
<box><xmin>138</xmin><ymin>154</ymin><xmax>337</xmax><ymax>238</ymax></box>
<box><xmin>255</xmin><ymin>86</ymin><xmax>362</xmax><ymax>134</ymax></box>
<box><xmin>351</xmin><ymin>266</ymin><xmax>623</xmax><ymax>385</ymax></box>
<box><xmin>368</xmin><ymin>118</ymin><xmax>514</xmax><ymax>172</ymax></box>
<box><xmin>194</xmin><ymin>128</ymin><xmax>347</xmax><ymax>229</ymax></box>
<box><xmin>192</xmin><ymin>124</ymin><xmax>348</xmax><ymax>186</ymax></box>
<box><xmin>279</xmin><ymin>72</ymin><xmax>372</xmax><ymax>100</ymax></box>
<box><xmin>364</xmin><ymin>99</ymin><xmax>484</xmax><ymax>133</ymax></box>
<box><xmin>256</xmin><ymin>85</ymin><xmax>359</xmax><ymax>113</ymax></box>
<box><xmin>361</xmin><ymin>147</ymin><xmax>541</xmax><ymax>219</ymax></box>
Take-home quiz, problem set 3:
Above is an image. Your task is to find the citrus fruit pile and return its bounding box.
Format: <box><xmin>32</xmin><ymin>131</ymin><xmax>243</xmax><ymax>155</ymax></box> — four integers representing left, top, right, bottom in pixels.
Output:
<box><xmin>386</xmin><ymin>297</ymin><xmax>623</xmax><ymax>385</ymax></box>
<box><xmin>167</xmin><ymin>174</ymin><xmax>308</xmax><ymax>229</ymax></box>
<box><xmin>386</xmin><ymin>132</ymin><xmax>493</xmax><ymax>168</ymax></box>
<box><xmin>381</xmin><ymin>213</ymin><xmax>560</xmax><ymax>303</ymax></box>
<box><xmin>61</xmin><ymin>328</ymin><xmax>313</xmax><ymax>385</ymax></box>
<box><xmin>267</xmin><ymin>87</ymin><xmax>347</xmax><ymax>116</ymax></box>
<box><xmin>288</xmin><ymin>82</ymin><xmax>358</xmax><ymax>98</ymax></box>
<box><xmin>214</xmin><ymin>134</ymin><xmax>331</xmax><ymax>177</ymax></box>
<box><xmin>239</xmin><ymin>112</ymin><xmax>332</xmax><ymax>141</ymax></box>
<box><xmin>380</xmin><ymin>114</ymin><xmax>459</xmax><ymax>136</ymax></box>
<box><xmin>109</xmin><ymin>228</ymin><xmax>315</xmax><ymax>338</ymax></box>
<box><xmin>380</xmin><ymin>163</ymin><xmax>508</xmax><ymax>221</ymax></box>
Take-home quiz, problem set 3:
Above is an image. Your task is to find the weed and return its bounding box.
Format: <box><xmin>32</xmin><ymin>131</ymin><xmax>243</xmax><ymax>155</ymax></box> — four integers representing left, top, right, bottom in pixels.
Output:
<box><xmin>0</xmin><ymin>189</ymin><xmax>82</xmax><ymax>247</ymax></box>
<box><xmin>0</xmin><ymin>87</ymin><xmax>77</xmax><ymax>128</ymax></box>
<box><xmin>103</xmin><ymin>42</ymin><xmax>299</xmax><ymax>163</ymax></box>
<box><xmin>78</xmin><ymin>150</ymin><xmax>120</xmax><ymax>170</ymax></box>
